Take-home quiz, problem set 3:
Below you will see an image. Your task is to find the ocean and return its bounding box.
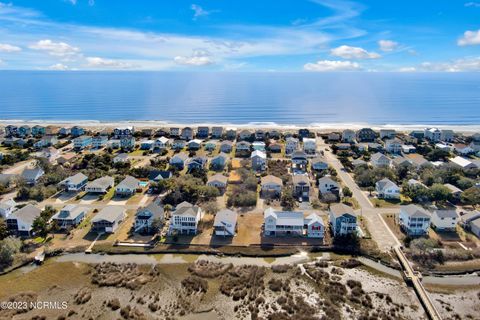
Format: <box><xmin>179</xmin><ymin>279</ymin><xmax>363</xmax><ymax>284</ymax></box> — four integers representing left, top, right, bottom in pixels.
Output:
<box><xmin>0</xmin><ymin>71</ymin><xmax>479</xmax><ymax>126</ymax></box>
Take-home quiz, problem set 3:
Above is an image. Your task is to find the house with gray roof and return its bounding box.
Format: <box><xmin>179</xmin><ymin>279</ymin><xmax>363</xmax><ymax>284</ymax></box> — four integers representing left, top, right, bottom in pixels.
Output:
<box><xmin>59</xmin><ymin>172</ymin><xmax>88</xmax><ymax>191</ymax></box>
<box><xmin>399</xmin><ymin>204</ymin><xmax>431</xmax><ymax>236</ymax></box>
<box><xmin>91</xmin><ymin>206</ymin><xmax>126</xmax><ymax>233</ymax></box>
<box><xmin>134</xmin><ymin>200</ymin><xmax>164</xmax><ymax>234</ymax></box>
<box><xmin>261</xmin><ymin>175</ymin><xmax>283</xmax><ymax>198</ymax></box>
<box><xmin>329</xmin><ymin>204</ymin><xmax>357</xmax><ymax>237</ymax></box>
<box><xmin>207</xmin><ymin>174</ymin><xmax>228</xmax><ymax>193</ymax></box>
<box><xmin>6</xmin><ymin>204</ymin><xmax>41</xmax><ymax>236</ymax></box>
<box><xmin>115</xmin><ymin>175</ymin><xmax>141</xmax><ymax>196</ymax></box>
<box><xmin>169</xmin><ymin>201</ymin><xmax>203</xmax><ymax>235</ymax></box>
<box><xmin>0</xmin><ymin>199</ymin><xmax>16</xmax><ymax>218</ymax></box>
<box><xmin>431</xmin><ymin>208</ymin><xmax>458</xmax><ymax>231</ymax></box>
<box><xmin>375</xmin><ymin>178</ymin><xmax>400</xmax><ymax>199</ymax></box>
<box><xmin>214</xmin><ymin>209</ymin><xmax>238</xmax><ymax>236</ymax></box>
<box><xmin>51</xmin><ymin>204</ymin><xmax>87</xmax><ymax>229</ymax></box>
<box><xmin>86</xmin><ymin>176</ymin><xmax>114</xmax><ymax>194</ymax></box>
<box><xmin>21</xmin><ymin>167</ymin><xmax>44</xmax><ymax>185</ymax></box>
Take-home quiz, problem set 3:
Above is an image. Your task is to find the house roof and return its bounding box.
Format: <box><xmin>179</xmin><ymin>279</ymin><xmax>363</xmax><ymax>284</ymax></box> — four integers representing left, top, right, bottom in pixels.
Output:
<box><xmin>371</xmin><ymin>152</ymin><xmax>390</xmax><ymax>163</ymax></box>
<box><xmin>173</xmin><ymin>201</ymin><xmax>201</xmax><ymax>217</ymax></box>
<box><xmin>406</xmin><ymin>154</ymin><xmax>429</xmax><ymax>166</ymax></box>
<box><xmin>117</xmin><ymin>175</ymin><xmax>140</xmax><ymax>190</ymax></box>
<box><xmin>156</xmin><ymin>137</ymin><xmax>169</xmax><ymax>144</ymax></box>
<box><xmin>393</xmin><ymin>157</ymin><xmax>411</xmax><ymax>166</ymax></box>
<box><xmin>188</xmin><ymin>139</ymin><xmax>203</xmax><ymax>145</ymax></box>
<box><xmin>114</xmin><ymin>153</ymin><xmax>129</xmax><ymax>160</ymax></box>
<box><xmin>433</xmin><ymin>209</ymin><xmax>458</xmax><ymax>219</ymax></box>
<box><xmin>329</xmin><ymin>203</ymin><xmax>356</xmax><ymax>218</ymax></box>
<box><xmin>444</xmin><ymin>183</ymin><xmax>462</xmax><ymax>194</ymax></box>
<box><xmin>92</xmin><ymin>206</ymin><xmax>125</xmax><ymax>223</ymax></box>
<box><xmin>52</xmin><ymin>205</ymin><xmax>86</xmax><ymax>220</ymax></box>
<box><xmin>311</xmin><ymin>157</ymin><xmax>328</xmax><ymax>165</ymax></box>
<box><xmin>460</xmin><ymin>211</ymin><xmax>480</xmax><ymax>223</ymax></box>
<box><xmin>292</xmin><ymin>174</ymin><xmax>310</xmax><ymax>185</ymax></box>
<box><xmin>401</xmin><ymin>204</ymin><xmax>431</xmax><ymax>218</ymax></box>
<box><xmin>220</xmin><ymin>140</ymin><xmax>233</xmax><ymax>146</ymax></box>
<box><xmin>251</xmin><ymin>150</ymin><xmax>266</xmax><ymax>159</ymax></box>
<box><xmin>261</xmin><ymin>175</ymin><xmax>283</xmax><ymax>186</ymax></box>
<box><xmin>351</xmin><ymin>159</ymin><xmax>367</xmax><ymax>166</ymax></box>
<box><xmin>148</xmin><ymin>170</ymin><xmax>172</xmax><ymax>181</ymax></box>
<box><xmin>264</xmin><ymin>207</ymin><xmax>304</xmax><ymax>226</ymax></box>
<box><xmin>305</xmin><ymin>213</ymin><xmax>325</xmax><ymax>226</ymax></box>
<box><xmin>21</xmin><ymin>167</ymin><xmax>44</xmax><ymax>181</ymax></box>
<box><xmin>207</xmin><ymin>174</ymin><xmax>228</xmax><ymax>184</ymax></box>
<box><xmin>450</xmin><ymin>156</ymin><xmax>475</xmax><ymax>168</ymax></box>
<box><xmin>61</xmin><ymin>172</ymin><xmax>88</xmax><ymax>186</ymax></box>
<box><xmin>171</xmin><ymin>152</ymin><xmax>188</xmax><ymax>161</ymax></box>
<box><xmin>318</xmin><ymin>176</ymin><xmax>338</xmax><ymax>186</ymax></box>
<box><xmin>8</xmin><ymin>204</ymin><xmax>41</xmax><ymax>225</ymax></box>
<box><xmin>212</xmin><ymin>153</ymin><xmax>228</xmax><ymax>162</ymax></box>
<box><xmin>137</xmin><ymin>201</ymin><xmax>164</xmax><ymax>220</ymax></box>
<box><xmin>87</xmin><ymin>176</ymin><xmax>114</xmax><ymax>189</ymax></box>
<box><xmin>376</xmin><ymin>178</ymin><xmax>398</xmax><ymax>191</ymax></box>
<box><xmin>291</xmin><ymin>150</ymin><xmax>308</xmax><ymax>159</ymax></box>
<box><xmin>214</xmin><ymin>209</ymin><xmax>237</xmax><ymax>227</ymax></box>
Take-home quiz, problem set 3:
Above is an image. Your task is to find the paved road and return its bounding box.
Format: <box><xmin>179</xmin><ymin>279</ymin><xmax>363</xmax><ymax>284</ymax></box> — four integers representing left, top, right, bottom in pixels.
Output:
<box><xmin>318</xmin><ymin>138</ymin><xmax>400</xmax><ymax>251</ymax></box>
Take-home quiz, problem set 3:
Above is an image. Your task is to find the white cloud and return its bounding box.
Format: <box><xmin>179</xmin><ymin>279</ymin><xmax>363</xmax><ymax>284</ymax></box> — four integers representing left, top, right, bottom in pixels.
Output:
<box><xmin>465</xmin><ymin>2</ymin><xmax>480</xmax><ymax>7</ymax></box>
<box><xmin>330</xmin><ymin>45</ymin><xmax>380</xmax><ymax>59</ymax></box>
<box><xmin>419</xmin><ymin>57</ymin><xmax>480</xmax><ymax>72</ymax></box>
<box><xmin>458</xmin><ymin>29</ymin><xmax>480</xmax><ymax>46</ymax></box>
<box><xmin>0</xmin><ymin>43</ymin><xmax>21</xmax><ymax>52</ymax></box>
<box><xmin>29</xmin><ymin>39</ymin><xmax>80</xmax><ymax>57</ymax></box>
<box><xmin>304</xmin><ymin>60</ymin><xmax>360</xmax><ymax>71</ymax></box>
<box><xmin>378</xmin><ymin>40</ymin><xmax>399</xmax><ymax>52</ymax></box>
<box><xmin>174</xmin><ymin>50</ymin><xmax>214</xmax><ymax>66</ymax></box>
<box><xmin>85</xmin><ymin>57</ymin><xmax>134</xmax><ymax>69</ymax></box>
<box><xmin>398</xmin><ymin>67</ymin><xmax>416</xmax><ymax>72</ymax></box>
<box><xmin>191</xmin><ymin>4</ymin><xmax>215</xmax><ymax>20</ymax></box>
<box><xmin>48</xmin><ymin>63</ymin><xmax>69</xmax><ymax>70</ymax></box>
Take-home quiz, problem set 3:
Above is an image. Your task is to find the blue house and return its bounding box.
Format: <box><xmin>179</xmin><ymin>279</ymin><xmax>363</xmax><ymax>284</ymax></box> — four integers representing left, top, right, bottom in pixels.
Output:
<box><xmin>71</xmin><ymin>126</ymin><xmax>85</xmax><ymax>137</ymax></box>
<box><xmin>32</xmin><ymin>125</ymin><xmax>46</xmax><ymax>136</ymax></box>
<box><xmin>140</xmin><ymin>139</ymin><xmax>154</xmax><ymax>150</ymax></box>
<box><xmin>120</xmin><ymin>136</ymin><xmax>136</xmax><ymax>151</ymax></box>
<box><xmin>92</xmin><ymin>136</ymin><xmax>108</xmax><ymax>148</ymax></box>
<box><xmin>329</xmin><ymin>203</ymin><xmax>358</xmax><ymax>237</ymax></box>
<box><xmin>18</xmin><ymin>125</ymin><xmax>31</xmax><ymax>137</ymax></box>
<box><xmin>5</xmin><ymin>125</ymin><xmax>18</xmax><ymax>137</ymax></box>
<box><xmin>73</xmin><ymin>136</ymin><xmax>93</xmax><ymax>150</ymax></box>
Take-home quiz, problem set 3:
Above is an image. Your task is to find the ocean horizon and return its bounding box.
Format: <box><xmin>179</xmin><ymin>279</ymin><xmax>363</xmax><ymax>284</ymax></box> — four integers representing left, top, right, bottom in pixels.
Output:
<box><xmin>1</xmin><ymin>71</ymin><xmax>479</xmax><ymax>126</ymax></box>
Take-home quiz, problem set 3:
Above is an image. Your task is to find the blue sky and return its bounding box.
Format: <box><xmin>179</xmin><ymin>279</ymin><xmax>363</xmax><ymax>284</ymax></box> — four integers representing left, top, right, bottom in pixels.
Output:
<box><xmin>0</xmin><ymin>0</ymin><xmax>479</xmax><ymax>71</ymax></box>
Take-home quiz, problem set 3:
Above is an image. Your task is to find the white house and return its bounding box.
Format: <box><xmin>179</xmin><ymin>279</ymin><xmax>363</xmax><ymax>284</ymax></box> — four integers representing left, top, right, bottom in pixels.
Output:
<box><xmin>311</xmin><ymin>157</ymin><xmax>328</xmax><ymax>171</ymax></box>
<box><xmin>251</xmin><ymin>150</ymin><xmax>267</xmax><ymax>171</ymax></box>
<box><xmin>207</xmin><ymin>174</ymin><xmax>228</xmax><ymax>193</ymax></box>
<box><xmin>385</xmin><ymin>139</ymin><xmax>402</xmax><ymax>154</ymax></box>
<box><xmin>169</xmin><ymin>201</ymin><xmax>203</xmax><ymax>235</ymax></box>
<box><xmin>59</xmin><ymin>172</ymin><xmax>89</xmax><ymax>192</ymax></box>
<box><xmin>261</xmin><ymin>175</ymin><xmax>283</xmax><ymax>197</ymax></box>
<box><xmin>375</xmin><ymin>178</ymin><xmax>400</xmax><ymax>199</ymax></box>
<box><xmin>214</xmin><ymin>209</ymin><xmax>237</xmax><ymax>236</ymax></box>
<box><xmin>370</xmin><ymin>152</ymin><xmax>391</xmax><ymax>168</ymax></box>
<box><xmin>188</xmin><ymin>139</ymin><xmax>203</xmax><ymax>150</ymax></box>
<box><xmin>380</xmin><ymin>129</ymin><xmax>396</xmax><ymax>139</ymax></box>
<box><xmin>342</xmin><ymin>129</ymin><xmax>356</xmax><ymax>143</ymax></box>
<box><xmin>51</xmin><ymin>204</ymin><xmax>87</xmax><ymax>229</ymax></box>
<box><xmin>91</xmin><ymin>206</ymin><xmax>126</xmax><ymax>233</ymax></box>
<box><xmin>6</xmin><ymin>204</ymin><xmax>41</xmax><ymax>236</ymax></box>
<box><xmin>431</xmin><ymin>208</ymin><xmax>458</xmax><ymax>231</ymax></box>
<box><xmin>285</xmin><ymin>137</ymin><xmax>299</xmax><ymax>154</ymax></box>
<box><xmin>303</xmin><ymin>138</ymin><xmax>316</xmax><ymax>154</ymax></box>
<box><xmin>399</xmin><ymin>204</ymin><xmax>431</xmax><ymax>236</ymax></box>
<box><xmin>318</xmin><ymin>176</ymin><xmax>340</xmax><ymax>196</ymax></box>
<box><xmin>153</xmin><ymin>137</ymin><xmax>170</xmax><ymax>151</ymax></box>
<box><xmin>424</xmin><ymin>128</ymin><xmax>442</xmax><ymax>142</ymax></box>
<box><xmin>86</xmin><ymin>176</ymin><xmax>114</xmax><ymax>194</ymax></box>
<box><xmin>115</xmin><ymin>176</ymin><xmax>141</xmax><ymax>196</ymax></box>
<box><xmin>304</xmin><ymin>213</ymin><xmax>325</xmax><ymax>238</ymax></box>
<box><xmin>264</xmin><ymin>207</ymin><xmax>304</xmax><ymax>236</ymax></box>
<box><xmin>449</xmin><ymin>156</ymin><xmax>477</xmax><ymax>170</ymax></box>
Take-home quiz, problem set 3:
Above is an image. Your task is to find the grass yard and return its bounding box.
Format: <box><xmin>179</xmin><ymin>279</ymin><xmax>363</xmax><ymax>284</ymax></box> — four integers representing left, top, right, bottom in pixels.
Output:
<box><xmin>372</xmin><ymin>198</ymin><xmax>401</xmax><ymax>208</ymax></box>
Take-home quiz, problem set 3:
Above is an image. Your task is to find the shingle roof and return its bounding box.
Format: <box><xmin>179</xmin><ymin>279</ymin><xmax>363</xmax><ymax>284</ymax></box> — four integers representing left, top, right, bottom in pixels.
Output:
<box><xmin>137</xmin><ymin>201</ymin><xmax>164</xmax><ymax>220</ymax></box>
<box><xmin>261</xmin><ymin>175</ymin><xmax>283</xmax><ymax>186</ymax></box>
<box><xmin>61</xmin><ymin>172</ymin><xmax>88</xmax><ymax>185</ymax></box>
<box><xmin>292</xmin><ymin>174</ymin><xmax>309</xmax><ymax>185</ymax></box>
<box><xmin>401</xmin><ymin>204</ymin><xmax>431</xmax><ymax>218</ymax></box>
<box><xmin>208</xmin><ymin>174</ymin><xmax>228</xmax><ymax>184</ymax></box>
<box><xmin>433</xmin><ymin>209</ymin><xmax>458</xmax><ymax>219</ymax></box>
<box><xmin>21</xmin><ymin>167</ymin><xmax>44</xmax><ymax>181</ymax></box>
<box><xmin>214</xmin><ymin>209</ymin><xmax>237</xmax><ymax>227</ymax></box>
<box><xmin>92</xmin><ymin>206</ymin><xmax>125</xmax><ymax>223</ymax></box>
<box><xmin>376</xmin><ymin>178</ymin><xmax>398</xmax><ymax>191</ymax></box>
<box><xmin>52</xmin><ymin>205</ymin><xmax>86</xmax><ymax>220</ymax></box>
<box><xmin>117</xmin><ymin>175</ymin><xmax>140</xmax><ymax>190</ymax></box>
<box><xmin>87</xmin><ymin>176</ymin><xmax>114</xmax><ymax>189</ymax></box>
<box><xmin>8</xmin><ymin>204</ymin><xmax>41</xmax><ymax>225</ymax></box>
<box><xmin>174</xmin><ymin>201</ymin><xmax>201</xmax><ymax>217</ymax></box>
<box><xmin>329</xmin><ymin>203</ymin><xmax>356</xmax><ymax>218</ymax></box>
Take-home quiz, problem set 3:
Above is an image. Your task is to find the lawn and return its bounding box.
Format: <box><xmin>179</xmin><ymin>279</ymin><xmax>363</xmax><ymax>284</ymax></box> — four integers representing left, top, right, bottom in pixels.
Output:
<box><xmin>372</xmin><ymin>198</ymin><xmax>401</xmax><ymax>208</ymax></box>
<box><xmin>100</xmin><ymin>188</ymin><xmax>115</xmax><ymax>202</ymax></box>
<box><xmin>128</xmin><ymin>149</ymin><xmax>145</xmax><ymax>156</ymax></box>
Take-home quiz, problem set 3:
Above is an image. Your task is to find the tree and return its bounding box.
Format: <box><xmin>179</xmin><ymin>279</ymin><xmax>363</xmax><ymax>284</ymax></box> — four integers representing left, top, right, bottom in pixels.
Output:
<box><xmin>461</xmin><ymin>187</ymin><xmax>480</xmax><ymax>206</ymax></box>
<box><xmin>428</xmin><ymin>184</ymin><xmax>451</xmax><ymax>202</ymax></box>
<box><xmin>151</xmin><ymin>218</ymin><xmax>163</xmax><ymax>234</ymax></box>
<box><xmin>203</xmin><ymin>201</ymin><xmax>219</xmax><ymax>214</ymax></box>
<box><xmin>342</xmin><ymin>187</ymin><xmax>352</xmax><ymax>197</ymax></box>
<box><xmin>0</xmin><ymin>218</ymin><xmax>8</xmax><ymax>240</ymax></box>
<box><xmin>32</xmin><ymin>216</ymin><xmax>49</xmax><ymax>239</ymax></box>
<box><xmin>281</xmin><ymin>188</ymin><xmax>296</xmax><ymax>210</ymax></box>
<box><xmin>0</xmin><ymin>236</ymin><xmax>22</xmax><ymax>269</ymax></box>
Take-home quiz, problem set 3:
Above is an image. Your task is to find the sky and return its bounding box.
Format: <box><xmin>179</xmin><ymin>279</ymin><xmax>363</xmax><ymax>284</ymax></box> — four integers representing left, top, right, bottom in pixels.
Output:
<box><xmin>0</xmin><ymin>0</ymin><xmax>479</xmax><ymax>72</ymax></box>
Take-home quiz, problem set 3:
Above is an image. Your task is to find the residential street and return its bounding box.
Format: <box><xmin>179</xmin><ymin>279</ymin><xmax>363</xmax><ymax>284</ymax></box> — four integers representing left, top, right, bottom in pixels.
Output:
<box><xmin>318</xmin><ymin>138</ymin><xmax>401</xmax><ymax>251</ymax></box>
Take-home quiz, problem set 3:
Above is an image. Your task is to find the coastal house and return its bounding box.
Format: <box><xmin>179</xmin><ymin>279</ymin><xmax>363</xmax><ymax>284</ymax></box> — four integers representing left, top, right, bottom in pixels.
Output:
<box><xmin>328</xmin><ymin>133</ymin><xmax>341</xmax><ymax>142</ymax></box>
<box><xmin>251</xmin><ymin>150</ymin><xmax>267</xmax><ymax>171</ymax></box>
<box><xmin>59</xmin><ymin>172</ymin><xmax>88</xmax><ymax>192</ymax></box>
<box><xmin>92</xmin><ymin>135</ymin><xmax>108</xmax><ymax>148</ymax></box>
<box><xmin>255</xmin><ymin>129</ymin><xmax>266</xmax><ymax>140</ymax></box>
<box><xmin>268</xmin><ymin>130</ymin><xmax>280</xmax><ymax>139</ymax></box>
<box><xmin>170</xmin><ymin>127</ymin><xmax>180</xmax><ymax>137</ymax></box>
<box><xmin>441</xmin><ymin>130</ymin><xmax>454</xmax><ymax>142</ymax></box>
<box><xmin>6</xmin><ymin>204</ymin><xmax>41</xmax><ymax>236</ymax></box>
<box><xmin>107</xmin><ymin>139</ymin><xmax>121</xmax><ymax>149</ymax></box>
<box><xmin>71</xmin><ymin>126</ymin><xmax>85</xmax><ymax>137</ymax></box>
<box><xmin>380</xmin><ymin>129</ymin><xmax>396</xmax><ymax>139</ymax></box>
<box><xmin>402</xmin><ymin>145</ymin><xmax>417</xmax><ymax>154</ymax></box>
<box><xmin>170</xmin><ymin>152</ymin><xmax>188</xmax><ymax>169</ymax></box>
<box><xmin>264</xmin><ymin>207</ymin><xmax>304</xmax><ymax>236</ymax></box>
<box><xmin>207</xmin><ymin>174</ymin><xmax>228</xmax><ymax>193</ymax></box>
<box><xmin>370</xmin><ymin>152</ymin><xmax>391</xmax><ymax>168</ymax></box>
<box><xmin>18</xmin><ymin>125</ymin><xmax>31</xmax><ymax>137</ymax></box>
<box><xmin>39</xmin><ymin>147</ymin><xmax>60</xmax><ymax>163</ymax></box>
<box><xmin>58</xmin><ymin>127</ymin><xmax>70</xmax><ymax>136</ymax></box>
<box><xmin>385</xmin><ymin>139</ymin><xmax>403</xmax><ymax>154</ymax></box>
<box><xmin>57</xmin><ymin>153</ymin><xmax>77</xmax><ymax>165</ymax></box>
<box><xmin>435</xmin><ymin>143</ymin><xmax>452</xmax><ymax>152</ymax></box>
<box><xmin>115</xmin><ymin>175</ymin><xmax>142</xmax><ymax>196</ymax></box>
<box><xmin>220</xmin><ymin>140</ymin><xmax>233</xmax><ymax>153</ymax></box>
<box><xmin>238</xmin><ymin>129</ymin><xmax>252</xmax><ymax>141</ymax></box>
<box><xmin>318</xmin><ymin>176</ymin><xmax>341</xmax><ymax>197</ymax></box>
<box><xmin>469</xmin><ymin>141</ymin><xmax>480</xmax><ymax>153</ymax></box>
<box><xmin>470</xmin><ymin>219</ymin><xmax>480</xmax><ymax>239</ymax></box>
<box><xmin>204</xmin><ymin>140</ymin><xmax>217</xmax><ymax>151</ymax></box>
<box><xmin>73</xmin><ymin>135</ymin><xmax>92</xmax><ymax>150</ymax></box>
<box><xmin>304</xmin><ymin>213</ymin><xmax>325</xmax><ymax>238</ymax></box>
<box><xmin>196</xmin><ymin>126</ymin><xmax>210</xmax><ymax>138</ymax></box>
<box><xmin>460</xmin><ymin>211</ymin><xmax>480</xmax><ymax>230</ymax></box>
<box><xmin>148</xmin><ymin>170</ymin><xmax>172</xmax><ymax>182</ymax></box>
<box><xmin>187</xmin><ymin>156</ymin><xmax>208</xmax><ymax>171</ymax></box>
<box><xmin>0</xmin><ymin>199</ymin><xmax>16</xmax><ymax>219</ymax></box>
<box><xmin>211</xmin><ymin>126</ymin><xmax>224</xmax><ymax>139</ymax></box>
<box><xmin>342</xmin><ymin>129</ymin><xmax>356</xmax><ymax>143</ymax></box>
<box><xmin>444</xmin><ymin>183</ymin><xmax>463</xmax><ymax>199</ymax></box>
<box><xmin>34</xmin><ymin>135</ymin><xmax>58</xmax><ymax>149</ymax></box>
<box><xmin>453</xmin><ymin>144</ymin><xmax>474</xmax><ymax>155</ymax></box>
<box><xmin>114</xmin><ymin>126</ymin><xmax>134</xmax><ymax>138</ymax></box>
<box><xmin>5</xmin><ymin>125</ymin><xmax>18</xmax><ymax>137</ymax></box>
<box><xmin>214</xmin><ymin>209</ymin><xmax>237</xmax><ymax>237</ymax></box>
<box><xmin>113</xmin><ymin>153</ymin><xmax>129</xmax><ymax>164</ymax></box>
<box><xmin>252</xmin><ymin>141</ymin><xmax>266</xmax><ymax>151</ymax></box>
<box><xmin>405</xmin><ymin>154</ymin><xmax>431</xmax><ymax>170</ymax></box>
<box><xmin>351</xmin><ymin>159</ymin><xmax>367</xmax><ymax>168</ymax></box>
<box><xmin>356</xmin><ymin>128</ymin><xmax>377</xmax><ymax>142</ymax></box>
<box><xmin>225</xmin><ymin>128</ymin><xmax>237</xmax><ymax>140</ymax></box>
<box><xmin>449</xmin><ymin>156</ymin><xmax>477</xmax><ymax>170</ymax></box>
<box><xmin>235</xmin><ymin>141</ymin><xmax>251</xmax><ymax>153</ymax></box>
<box><xmin>91</xmin><ymin>206</ymin><xmax>126</xmax><ymax>233</ymax></box>
<box><xmin>120</xmin><ymin>136</ymin><xmax>135</xmax><ymax>151</ymax></box>
<box><xmin>134</xmin><ymin>200</ymin><xmax>164</xmax><ymax>234</ymax></box>
<box><xmin>311</xmin><ymin>157</ymin><xmax>329</xmax><ymax>171</ymax></box>
<box><xmin>31</xmin><ymin>125</ymin><xmax>46</xmax><ymax>136</ymax></box>
<box><xmin>85</xmin><ymin>176</ymin><xmax>114</xmax><ymax>194</ymax></box>
<box><xmin>285</xmin><ymin>137</ymin><xmax>299</xmax><ymax>154</ymax></box>
<box><xmin>172</xmin><ymin>139</ymin><xmax>186</xmax><ymax>150</ymax></box>
<box><xmin>153</xmin><ymin>137</ymin><xmax>170</xmax><ymax>151</ymax></box>
<box><xmin>140</xmin><ymin>139</ymin><xmax>154</xmax><ymax>150</ymax></box>
<box><xmin>431</xmin><ymin>208</ymin><xmax>458</xmax><ymax>231</ymax></box>
<box><xmin>292</xmin><ymin>174</ymin><xmax>310</xmax><ymax>199</ymax></box>
<box><xmin>375</xmin><ymin>178</ymin><xmax>400</xmax><ymax>199</ymax></box>
<box><xmin>291</xmin><ymin>151</ymin><xmax>308</xmax><ymax>171</ymax></box>
<box><xmin>399</xmin><ymin>204</ymin><xmax>431</xmax><ymax>236</ymax></box>
<box><xmin>303</xmin><ymin>138</ymin><xmax>316</xmax><ymax>154</ymax></box>
<box><xmin>51</xmin><ymin>205</ymin><xmax>87</xmax><ymax>229</ymax></box>
<box><xmin>424</xmin><ymin>128</ymin><xmax>442</xmax><ymax>142</ymax></box>
<box><xmin>329</xmin><ymin>204</ymin><xmax>358</xmax><ymax>237</ymax></box>
<box><xmin>392</xmin><ymin>156</ymin><xmax>412</xmax><ymax>168</ymax></box>
<box><xmin>169</xmin><ymin>201</ymin><xmax>203</xmax><ymax>235</ymax></box>
<box><xmin>181</xmin><ymin>127</ymin><xmax>194</xmax><ymax>140</ymax></box>
<box><xmin>210</xmin><ymin>152</ymin><xmax>229</xmax><ymax>170</ymax></box>
<box><xmin>21</xmin><ymin>167</ymin><xmax>44</xmax><ymax>185</ymax></box>
<box><xmin>268</xmin><ymin>142</ymin><xmax>282</xmax><ymax>153</ymax></box>
<box><xmin>187</xmin><ymin>139</ymin><xmax>203</xmax><ymax>150</ymax></box>
<box><xmin>261</xmin><ymin>175</ymin><xmax>283</xmax><ymax>198</ymax></box>
<box><xmin>298</xmin><ymin>128</ymin><xmax>310</xmax><ymax>138</ymax></box>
